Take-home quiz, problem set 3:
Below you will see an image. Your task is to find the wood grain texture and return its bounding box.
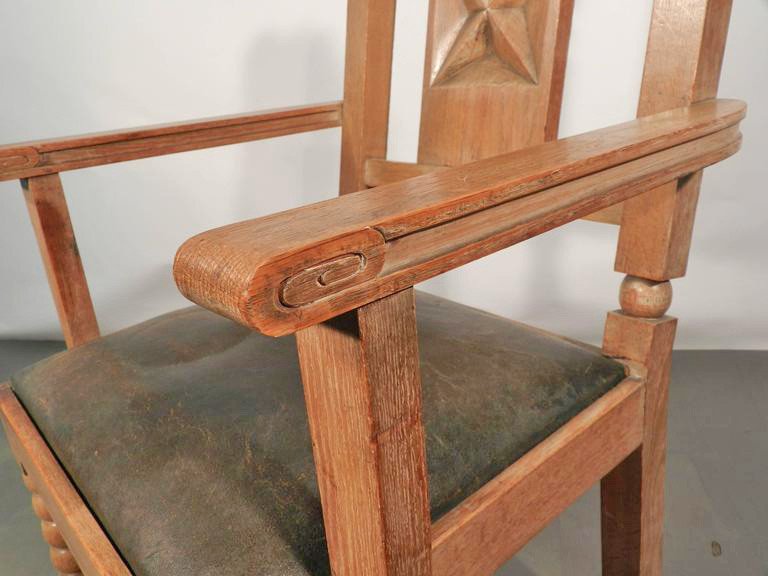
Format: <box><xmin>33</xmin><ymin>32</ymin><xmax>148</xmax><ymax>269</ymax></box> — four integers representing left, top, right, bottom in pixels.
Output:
<box><xmin>603</xmin><ymin>7</ymin><xmax>734</xmax><ymax>567</ymax></box>
<box><xmin>430</xmin><ymin>376</ymin><xmax>643</xmax><ymax>576</ymax></box>
<box><xmin>619</xmin><ymin>276</ymin><xmax>673</xmax><ymax>319</ymax></box>
<box><xmin>615</xmin><ymin>0</ymin><xmax>734</xmax><ymax>279</ymax></box>
<box><xmin>0</xmin><ymin>102</ymin><xmax>341</xmax><ymax>181</ymax></box>
<box><xmin>368</xmin><ymin>159</ymin><xmax>624</xmax><ymax>226</ymax></box>
<box><xmin>0</xmin><ymin>385</ymin><xmax>130</xmax><ymax>576</ymax></box>
<box><xmin>174</xmin><ymin>101</ymin><xmax>744</xmax><ymax>336</ymax></box>
<box><xmin>418</xmin><ymin>0</ymin><xmax>574</xmax><ymax>166</ymax></box>
<box><xmin>339</xmin><ymin>0</ymin><xmax>396</xmax><ymax>194</ymax></box>
<box><xmin>23</xmin><ymin>175</ymin><xmax>99</xmax><ymax>348</ymax></box>
<box><xmin>602</xmin><ymin>313</ymin><xmax>678</xmax><ymax>576</ymax></box>
<box><xmin>364</xmin><ymin>159</ymin><xmax>448</xmax><ymax>189</ymax></box>
<box><xmin>295</xmin><ymin>289</ymin><xmax>431</xmax><ymax>576</ymax></box>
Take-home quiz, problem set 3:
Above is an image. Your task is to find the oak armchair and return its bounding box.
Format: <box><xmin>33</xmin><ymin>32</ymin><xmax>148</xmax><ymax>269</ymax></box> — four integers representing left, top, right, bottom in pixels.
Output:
<box><xmin>0</xmin><ymin>1</ymin><xmax>745</xmax><ymax>576</ymax></box>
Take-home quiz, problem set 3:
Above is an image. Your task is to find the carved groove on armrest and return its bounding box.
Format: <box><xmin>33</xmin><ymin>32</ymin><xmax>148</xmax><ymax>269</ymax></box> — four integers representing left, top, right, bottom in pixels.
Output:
<box><xmin>173</xmin><ymin>99</ymin><xmax>745</xmax><ymax>336</ymax></box>
<box><xmin>0</xmin><ymin>102</ymin><xmax>342</xmax><ymax>181</ymax></box>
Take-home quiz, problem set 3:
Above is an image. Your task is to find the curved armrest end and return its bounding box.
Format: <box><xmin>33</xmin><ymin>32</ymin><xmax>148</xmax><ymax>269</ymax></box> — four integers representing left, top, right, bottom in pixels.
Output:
<box><xmin>174</xmin><ymin>225</ymin><xmax>387</xmax><ymax>336</ymax></box>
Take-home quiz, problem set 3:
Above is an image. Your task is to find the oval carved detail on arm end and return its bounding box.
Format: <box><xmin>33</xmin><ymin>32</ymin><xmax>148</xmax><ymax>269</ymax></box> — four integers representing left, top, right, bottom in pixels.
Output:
<box><xmin>174</xmin><ymin>226</ymin><xmax>386</xmax><ymax>336</ymax></box>
<box><xmin>281</xmin><ymin>253</ymin><xmax>371</xmax><ymax>308</ymax></box>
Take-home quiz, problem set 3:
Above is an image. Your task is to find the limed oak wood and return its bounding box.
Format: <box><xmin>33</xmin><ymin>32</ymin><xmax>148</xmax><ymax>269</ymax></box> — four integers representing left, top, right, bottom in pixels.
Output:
<box><xmin>365</xmin><ymin>159</ymin><xmax>624</xmax><ymax>225</ymax></box>
<box><xmin>602</xmin><ymin>314</ymin><xmax>678</xmax><ymax>576</ymax></box>
<box><xmin>602</xmin><ymin>3</ymin><xmax>735</xmax><ymax>574</ymax></box>
<box><xmin>23</xmin><ymin>174</ymin><xmax>99</xmax><ymax>348</ymax></box>
<box><xmin>339</xmin><ymin>0</ymin><xmax>396</xmax><ymax>194</ymax></box>
<box><xmin>0</xmin><ymin>385</ymin><xmax>130</xmax><ymax>576</ymax></box>
<box><xmin>431</xmin><ymin>376</ymin><xmax>644</xmax><ymax>576</ymax></box>
<box><xmin>418</xmin><ymin>0</ymin><xmax>574</xmax><ymax>166</ymax></box>
<box><xmin>363</xmin><ymin>159</ymin><xmax>448</xmax><ymax>189</ymax></box>
<box><xmin>174</xmin><ymin>100</ymin><xmax>744</xmax><ymax>336</ymax></box>
<box><xmin>20</xmin><ymin>465</ymin><xmax>83</xmax><ymax>574</ymax></box>
<box><xmin>1</xmin><ymin>2</ymin><xmax>745</xmax><ymax>574</ymax></box>
<box><xmin>296</xmin><ymin>289</ymin><xmax>431</xmax><ymax>576</ymax></box>
<box><xmin>0</xmin><ymin>102</ymin><xmax>342</xmax><ymax>182</ymax></box>
<box><xmin>615</xmin><ymin>0</ymin><xmax>733</xmax><ymax>280</ymax></box>
<box><xmin>381</xmin><ymin>127</ymin><xmax>737</xmax><ymax>282</ymax></box>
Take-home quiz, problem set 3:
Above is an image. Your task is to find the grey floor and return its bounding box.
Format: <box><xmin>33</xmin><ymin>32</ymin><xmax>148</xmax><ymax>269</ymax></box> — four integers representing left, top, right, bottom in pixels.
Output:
<box><xmin>0</xmin><ymin>343</ymin><xmax>766</xmax><ymax>576</ymax></box>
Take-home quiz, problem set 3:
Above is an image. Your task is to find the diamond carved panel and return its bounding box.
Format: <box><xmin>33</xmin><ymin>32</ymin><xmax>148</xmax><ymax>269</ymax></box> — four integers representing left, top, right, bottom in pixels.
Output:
<box><xmin>434</xmin><ymin>0</ymin><xmax>540</xmax><ymax>86</ymax></box>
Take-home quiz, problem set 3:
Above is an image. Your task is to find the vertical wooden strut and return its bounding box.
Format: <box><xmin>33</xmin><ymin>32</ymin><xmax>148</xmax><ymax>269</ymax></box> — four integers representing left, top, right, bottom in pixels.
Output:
<box><xmin>22</xmin><ymin>174</ymin><xmax>99</xmax><ymax>348</ymax></box>
<box><xmin>339</xmin><ymin>0</ymin><xmax>397</xmax><ymax>195</ymax></box>
<box><xmin>602</xmin><ymin>2</ymin><xmax>733</xmax><ymax>575</ymax></box>
<box><xmin>296</xmin><ymin>289</ymin><xmax>431</xmax><ymax>576</ymax></box>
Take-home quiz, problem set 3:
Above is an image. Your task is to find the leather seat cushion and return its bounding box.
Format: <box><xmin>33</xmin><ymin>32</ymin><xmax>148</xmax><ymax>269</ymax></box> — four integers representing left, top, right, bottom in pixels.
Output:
<box><xmin>11</xmin><ymin>292</ymin><xmax>626</xmax><ymax>576</ymax></box>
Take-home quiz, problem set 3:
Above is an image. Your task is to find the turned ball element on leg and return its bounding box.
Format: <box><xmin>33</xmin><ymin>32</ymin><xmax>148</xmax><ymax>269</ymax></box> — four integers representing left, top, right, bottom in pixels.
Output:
<box><xmin>619</xmin><ymin>275</ymin><xmax>672</xmax><ymax>318</ymax></box>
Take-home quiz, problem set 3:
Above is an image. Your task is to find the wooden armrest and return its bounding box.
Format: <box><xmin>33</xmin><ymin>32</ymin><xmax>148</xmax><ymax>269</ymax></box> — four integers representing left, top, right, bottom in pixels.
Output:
<box><xmin>0</xmin><ymin>102</ymin><xmax>342</xmax><ymax>182</ymax></box>
<box><xmin>174</xmin><ymin>99</ymin><xmax>745</xmax><ymax>336</ymax></box>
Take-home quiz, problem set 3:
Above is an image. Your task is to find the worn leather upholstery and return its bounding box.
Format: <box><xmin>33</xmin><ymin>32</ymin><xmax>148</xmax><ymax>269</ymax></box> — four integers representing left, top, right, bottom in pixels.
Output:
<box><xmin>12</xmin><ymin>292</ymin><xmax>625</xmax><ymax>576</ymax></box>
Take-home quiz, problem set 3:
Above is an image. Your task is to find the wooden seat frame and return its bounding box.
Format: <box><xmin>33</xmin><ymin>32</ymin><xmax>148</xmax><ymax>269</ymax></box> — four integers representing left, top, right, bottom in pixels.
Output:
<box><xmin>0</xmin><ymin>1</ymin><xmax>744</xmax><ymax>575</ymax></box>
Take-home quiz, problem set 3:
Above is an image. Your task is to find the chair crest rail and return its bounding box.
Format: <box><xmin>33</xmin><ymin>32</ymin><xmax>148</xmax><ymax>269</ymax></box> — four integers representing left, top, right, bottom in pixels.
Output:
<box><xmin>0</xmin><ymin>102</ymin><xmax>342</xmax><ymax>182</ymax></box>
<box><xmin>173</xmin><ymin>99</ymin><xmax>745</xmax><ymax>337</ymax></box>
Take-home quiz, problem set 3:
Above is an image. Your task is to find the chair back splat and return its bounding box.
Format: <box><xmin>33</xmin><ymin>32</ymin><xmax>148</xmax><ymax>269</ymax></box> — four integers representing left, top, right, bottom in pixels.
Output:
<box><xmin>341</xmin><ymin>0</ymin><xmax>575</xmax><ymax>194</ymax></box>
<box><xmin>418</xmin><ymin>0</ymin><xmax>574</xmax><ymax>166</ymax></box>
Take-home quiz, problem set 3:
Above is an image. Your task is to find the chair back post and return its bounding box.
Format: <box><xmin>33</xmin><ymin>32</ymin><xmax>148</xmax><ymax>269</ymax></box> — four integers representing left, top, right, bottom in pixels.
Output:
<box><xmin>601</xmin><ymin>1</ymin><xmax>734</xmax><ymax>574</ymax></box>
<box><xmin>338</xmin><ymin>0</ymin><xmax>397</xmax><ymax>195</ymax></box>
<box><xmin>21</xmin><ymin>174</ymin><xmax>100</xmax><ymax>348</ymax></box>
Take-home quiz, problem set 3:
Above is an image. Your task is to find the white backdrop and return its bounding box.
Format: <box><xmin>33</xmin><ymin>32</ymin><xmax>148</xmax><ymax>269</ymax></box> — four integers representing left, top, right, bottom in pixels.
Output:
<box><xmin>0</xmin><ymin>1</ymin><xmax>765</xmax><ymax>348</ymax></box>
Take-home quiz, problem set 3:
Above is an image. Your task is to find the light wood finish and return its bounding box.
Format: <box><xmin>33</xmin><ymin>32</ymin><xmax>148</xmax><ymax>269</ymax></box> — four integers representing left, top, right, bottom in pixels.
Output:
<box><xmin>602</xmin><ymin>313</ymin><xmax>678</xmax><ymax>576</ymax></box>
<box><xmin>601</xmin><ymin>3</ymin><xmax>735</xmax><ymax>574</ymax></box>
<box><xmin>338</xmin><ymin>0</ymin><xmax>396</xmax><ymax>194</ymax></box>
<box><xmin>366</xmin><ymin>159</ymin><xmax>628</xmax><ymax>227</ymax></box>
<box><xmin>365</xmin><ymin>159</ymin><xmax>624</xmax><ymax>225</ymax></box>
<box><xmin>23</xmin><ymin>174</ymin><xmax>99</xmax><ymax>348</ymax></box>
<box><xmin>0</xmin><ymin>385</ymin><xmax>130</xmax><ymax>576</ymax></box>
<box><xmin>619</xmin><ymin>276</ymin><xmax>673</xmax><ymax>319</ymax></box>
<box><xmin>296</xmin><ymin>289</ymin><xmax>431</xmax><ymax>576</ymax></box>
<box><xmin>418</xmin><ymin>0</ymin><xmax>574</xmax><ymax>166</ymax></box>
<box><xmin>1</xmin><ymin>2</ymin><xmax>745</xmax><ymax>574</ymax></box>
<box><xmin>0</xmin><ymin>102</ymin><xmax>342</xmax><ymax>182</ymax></box>
<box><xmin>615</xmin><ymin>0</ymin><xmax>734</xmax><ymax>279</ymax></box>
<box><xmin>431</xmin><ymin>376</ymin><xmax>643</xmax><ymax>576</ymax></box>
<box><xmin>174</xmin><ymin>100</ymin><xmax>744</xmax><ymax>336</ymax></box>
<box><xmin>363</xmin><ymin>159</ymin><xmax>448</xmax><ymax>189</ymax></box>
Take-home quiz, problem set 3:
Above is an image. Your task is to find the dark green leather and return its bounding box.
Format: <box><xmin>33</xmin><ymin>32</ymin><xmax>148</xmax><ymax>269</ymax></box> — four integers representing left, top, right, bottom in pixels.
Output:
<box><xmin>11</xmin><ymin>293</ymin><xmax>625</xmax><ymax>576</ymax></box>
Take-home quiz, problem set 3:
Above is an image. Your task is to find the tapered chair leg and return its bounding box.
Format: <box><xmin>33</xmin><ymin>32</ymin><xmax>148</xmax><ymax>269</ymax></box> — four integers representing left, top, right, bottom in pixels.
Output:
<box><xmin>601</xmin><ymin>444</ymin><xmax>666</xmax><ymax>576</ymax></box>
<box><xmin>600</xmin><ymin>276</ymin><xmax>677</xmax><ymax>575</ymax></box>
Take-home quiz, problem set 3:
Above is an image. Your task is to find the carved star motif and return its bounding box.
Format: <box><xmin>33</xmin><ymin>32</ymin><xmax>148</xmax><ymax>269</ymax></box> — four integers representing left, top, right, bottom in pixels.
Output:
<box><xmin>435</xmin><ymin>0</ymin><xmax>538</xmax><ymax>86</ymax></box>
